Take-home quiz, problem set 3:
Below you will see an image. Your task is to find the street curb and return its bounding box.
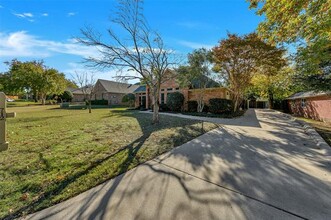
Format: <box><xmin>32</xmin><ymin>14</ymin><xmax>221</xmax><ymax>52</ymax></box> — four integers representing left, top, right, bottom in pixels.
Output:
<box><xmin>276</xmin><ymin>111</ymin><xmax>330</xmax><ymax>149</ymax></box>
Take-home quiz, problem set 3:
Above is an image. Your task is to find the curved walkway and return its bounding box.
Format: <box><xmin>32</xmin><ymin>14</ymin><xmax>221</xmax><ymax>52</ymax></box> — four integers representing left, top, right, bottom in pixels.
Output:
<box><xmin>26</xmin><ymin>109</ymin><xmax>331</xmax><ymax>220</ymax></box>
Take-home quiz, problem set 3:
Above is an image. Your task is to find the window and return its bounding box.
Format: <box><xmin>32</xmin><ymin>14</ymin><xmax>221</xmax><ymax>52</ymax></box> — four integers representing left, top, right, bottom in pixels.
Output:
<box><xmin>175</xmin><ymin>88</ymin><xmax>179</xmax><ymax>90</ymax></box>
<box><xmin>161</xmin><ymin>93</ymin><xmax>165</xmax><ymax>104</ymax></box>
<box><xmin>301</xmin><ymin>99</ymin><xmax>306</xmax><ymax>107</ymax></box>
<box><xmin>167</xmin><ymin>88</ymin><xmax>173</xmax><ymax>91</ymax></box>
<box><xmin>113</xmin><ymin>95</ymin><xmax>116</xmax><ymax>98</ymax></box>
<box><xmin>161</xmin><ymin>88</ymin><xmax>165</xmax><ymax>91</ymax></box>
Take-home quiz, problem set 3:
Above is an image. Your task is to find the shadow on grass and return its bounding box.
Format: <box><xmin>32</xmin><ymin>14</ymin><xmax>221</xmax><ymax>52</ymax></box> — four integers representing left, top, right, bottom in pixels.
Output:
<box><xmin>28</xmin><ymin>109</ymin><xmax>331</xmax><ymax>220</ymax></box>
<box><xmin>4</xmin><ymin>110</ymin><xmax>211</xmax><ymax>220</ymax></box>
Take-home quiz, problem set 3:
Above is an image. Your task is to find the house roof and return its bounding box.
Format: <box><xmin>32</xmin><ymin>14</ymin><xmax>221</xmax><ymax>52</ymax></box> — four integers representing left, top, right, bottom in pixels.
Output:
<box><xmin>286</xmin><ymin>91</ymin><xmax>331</xmax><ymax>100</ymax></box>
<box><xmin>190</xmin><ymin>75</ymin><xmax>220</xmax><ymax>89</ymax></box>
<box><xmin>71</xmin><ymin>86</ymin><xmax>93</xmax><ymax>95</ymax></box>
<box><xmin>133</xmin><ymin>85</ymin><xmax>146</xmax><ymax>93</ymax></box>
<box><xmin>98</xmin><ymin>79</ymin><xmax>140</xmax><ymax>94</ymax></box>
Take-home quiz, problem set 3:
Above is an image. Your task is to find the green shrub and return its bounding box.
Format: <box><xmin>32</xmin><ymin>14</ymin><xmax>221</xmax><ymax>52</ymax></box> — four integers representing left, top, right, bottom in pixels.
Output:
<box><xmin>122</xmin><ymin>93</ymin><xmax>135</xmax><ymax>107</ymax></box>
<box><xmin>209</xmin><ymin>98</ymin><xmax>232</xmax><ymax>114</ymax></box>
<box><xmin>187</xmin><ymin>101</ymin><xmax>198</xmax><ymax>112</ymax></box>
<box><xmin>166</xmin><ymin>92</ymin><xmax>184</xmax><ymax>112</ymax></box>
<box><xmin>202</xmin><ymin>105</ymin><xmax>209</xmax><ymax>113</ymax></box>
<box><xmin>159</xmin><ymin>103</ymin><xmax>170</xmax><ymax>112</ymax></box>
<box><xmin>60</xmin><ymin>102</ymin><xmax>70</xmax><ymax>108</ymax></box>
<box><xmin>61</xmin><ymin>90</ymin><xmax>73</xmax><ymax>102</ymax></box>
<box><xmin>91</xmin><ymin>100</ymin><xmax>109</xmax><ymax>105</ymax></box>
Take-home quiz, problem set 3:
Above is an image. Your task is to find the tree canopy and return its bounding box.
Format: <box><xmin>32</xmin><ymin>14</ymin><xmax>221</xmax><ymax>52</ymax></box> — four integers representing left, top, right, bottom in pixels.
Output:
<box><xmin>248</xmin><ymin>0</ymin><xmax>331</xmax><ymax>92</ymax></box>
<box><xmin>213</xmin><ymin>33</ymin><xmax>287</xmax><ymax>111</ymax></box>
<box><xmin>76</xmin><ymin>0</ymin><xmax>177</xmax><ymax>123</ymax></box>
<box><xmin>177</xmin><ymin>48</ymin><xmax>215</xmax><ymax>112</ymax></box>
<box><xmin>247</xmin><ymin>0</ymin><xmax>330</xmax><ymax>44</ymax></box>
<box><xmin>2</xmin><ymin>60</ymin><xmax>67</xmax><ymax>104</ymax></box>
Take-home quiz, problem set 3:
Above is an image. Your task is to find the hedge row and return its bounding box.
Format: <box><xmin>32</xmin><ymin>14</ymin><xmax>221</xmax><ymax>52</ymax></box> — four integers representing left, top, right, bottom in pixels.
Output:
<box><xmin>162</xmin><ymin>95</ymin><xmax>233</xmax><ymax>114</ymax></box>
<box><xmin>209</xmin><ymin>98</ymin><xmax>232</xmax><ymax>114</ymax></box>
<box><xmin>90</xmin><ymin>99</ymin><xmax>109</xmax><ymax>105</ymax></box>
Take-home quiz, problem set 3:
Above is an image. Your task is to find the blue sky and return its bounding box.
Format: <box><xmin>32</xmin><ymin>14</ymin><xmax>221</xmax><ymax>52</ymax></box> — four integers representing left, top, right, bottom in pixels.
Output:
<box><xmin>0</xmin><ymin>0</ymin><xmax>263</xmax><ymax>82</ymax></box>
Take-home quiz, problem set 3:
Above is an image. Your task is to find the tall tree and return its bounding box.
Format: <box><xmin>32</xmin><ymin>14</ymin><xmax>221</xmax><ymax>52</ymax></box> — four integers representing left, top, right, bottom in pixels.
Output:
<box><xmin>38</xmin><ymin>68</ymin><xmax>67</xmax><ymax>105</ymax></box>
<box><xmin>248</xmin><ymin>0</ymin><xmax>331</xmax><ymax>91</ymax></box>
<box><xmin>212</xmin><ymin>33</ymin><xmax>286</xmax><ymax>112</ymax></box>
<box><xmin>294</xmin><ymin>42</ymin><xmax>331</xmax><ymax>91</ymax></box>
<box><xmin>4</xmin><ymin>60</ymin><xmax>67</xmax><ymax>104</ymax></box>
<box><xmin>73</xmin><ymin>72</ymin><xmax>96</xmax><ymax>113</ymax></box>
<box><xmin>249</xmin><ymin>67</ymin><xmax>295</xmax><ymax>108</ymax></box>
<box><xmin>76</xmin><ymin>0</ymin><xmax>176</xmax><ymax>124</ymax></box>
<box><xmin>247</xmin><ymin>0</ymin><xmax>330</xmax><ymax>44</ymax></box>
<box><xmin>177</xmin><ymin>48</ymin><xmax>216</xmax><ymax>112</ymax></box>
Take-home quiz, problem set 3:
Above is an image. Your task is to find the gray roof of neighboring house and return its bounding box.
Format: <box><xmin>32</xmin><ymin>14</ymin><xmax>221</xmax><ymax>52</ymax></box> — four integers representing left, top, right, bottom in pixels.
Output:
<box><xmin>286</xmin><ymin>91</ymin><xmax>331</xmax><ymax>100</ymax></box>
<box><xmin>133</xmin><ymin>85</ymin><xmax>146</xmax><ymax>93</ymax></box>
<box><xmin>98</xmin><ymin>79</ymin><xmax>140</xmax><ymax>94</ymax></box>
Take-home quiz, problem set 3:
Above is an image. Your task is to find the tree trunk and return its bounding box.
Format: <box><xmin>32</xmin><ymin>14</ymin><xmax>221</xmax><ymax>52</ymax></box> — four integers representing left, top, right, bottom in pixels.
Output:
<box><xmin>41</xmin><ymin>94</ymin><xmax>46</xmax><ymax>105</ymax></box>
<box><xmin>152</xmin><ymin>86</ymin><xmax>160</xmax><ymax>124</ymax></box>
<box><xmin>196</xmin><ymin>90</ymin><xmax>205</xmax><ymax>113</ymax></box>
<box><xmin>33</xmin><ymin>91</ymin><xmax>38</xmax><ymax>102</ymax></box>
<box><xmin>88</xmin><ymin>100</ymin><xmax>92</xmax><ymax>113</ymax></box>
<box><xmin>233</xmin><ymin>94</ymin><xmax>241</xmax><ymax>113</ymax></box>
<box><xmin>197</xmin><ymin>99</ymin><xmax>204</xmax><ymax>113</ymax></box>
<box><xmin>268</xmin><ymin>90</ymin><xmax>274</xmax><ymax>109</ymax></box>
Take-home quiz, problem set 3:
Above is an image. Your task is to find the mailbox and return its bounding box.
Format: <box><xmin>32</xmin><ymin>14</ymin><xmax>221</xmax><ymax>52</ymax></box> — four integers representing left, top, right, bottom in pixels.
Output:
<box><xmin>0</xmin><ymin>92</ymin><xmax>16</xmax><ymax>151</ymax></box>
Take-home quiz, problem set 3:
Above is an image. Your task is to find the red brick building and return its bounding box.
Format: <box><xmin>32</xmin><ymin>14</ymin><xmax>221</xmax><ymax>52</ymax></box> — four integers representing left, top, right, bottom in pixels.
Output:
<box><xmin>134</xmin><ymin>77</ymin><xmax>231</xmax><ymax>111</ymax></box>
<box><xmin>287</xmin><ymin>91</ymin><xmax>331</xmax><ymax>123</ymax></box>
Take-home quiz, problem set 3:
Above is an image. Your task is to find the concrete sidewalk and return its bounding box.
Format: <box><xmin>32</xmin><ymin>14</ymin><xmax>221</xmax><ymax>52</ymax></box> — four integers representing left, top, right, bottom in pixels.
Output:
<box><xmin>25</xmin><ymin>109</ymin><xmax>331</xmax><ymax>220</ymax></box>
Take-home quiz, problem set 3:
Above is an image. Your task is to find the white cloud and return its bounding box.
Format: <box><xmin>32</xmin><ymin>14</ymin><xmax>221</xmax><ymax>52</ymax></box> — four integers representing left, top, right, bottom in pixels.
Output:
<box><xmin>13</xmin><ymin>12</ymin><xmax>34</xmax><ymax>22</ymax></box>
<box><xmin>67</xmin><ymin>12</ymin><xmax>76</xmax><ymax>17</ymax></box>
<box><xmin>41</xmin><ymin>13</ymin><xmax>48</xmax><ymax>17</ymax></box>
<box><xmin>63</xmin><ymin>62</ymin><xmax>139</xmax><ymax>83</ymax></box>
<box><xmin>177</xmin><ymin>40</ymin><xmax>213</xmax><ymax>49</ymax></box>
<box><xmin>13</xmin><ymin>12</ymin><xmax>33</xmax><ymax>18</ymax></box>
<box><xmin>0</xmin><ymin>31</ymin><xmax>99</xmax><ymax>58</ymax></box>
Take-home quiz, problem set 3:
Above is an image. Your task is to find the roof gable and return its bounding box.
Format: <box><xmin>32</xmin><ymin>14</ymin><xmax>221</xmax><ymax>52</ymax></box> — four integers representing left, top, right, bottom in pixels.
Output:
<box><xmin>97</xmin><ymin>79</ymin><xmax>140</xmax><ymax>94</ymax></box>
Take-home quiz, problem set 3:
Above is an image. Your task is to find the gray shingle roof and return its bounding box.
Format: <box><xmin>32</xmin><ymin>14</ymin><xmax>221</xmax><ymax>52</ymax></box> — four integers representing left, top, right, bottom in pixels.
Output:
<box><xmin>98</xmin><ymin>79</ymin><xmax>139</xmax><ymax>94</ymax></box>
<box><xmin>287</xmin><ymin>91</ymin><xmax>330</xmax><ymax>100</ymax></box>
<box><xmin>133</xmin><ymin>85</ymin><xmax>146</xmax><ymax>93</ymax></box>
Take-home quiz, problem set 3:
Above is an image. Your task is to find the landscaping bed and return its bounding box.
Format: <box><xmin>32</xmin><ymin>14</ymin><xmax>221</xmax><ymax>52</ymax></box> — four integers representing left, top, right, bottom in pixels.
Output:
<box><xmin>0</xmin><ymin>106</ymin><xmax>218</xmax><ymax>219</ymax></box>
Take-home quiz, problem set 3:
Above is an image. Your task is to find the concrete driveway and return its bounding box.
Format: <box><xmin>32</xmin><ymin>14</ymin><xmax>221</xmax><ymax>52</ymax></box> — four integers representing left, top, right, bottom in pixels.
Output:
<box><xmin>26</xmin><ymin>109</ymin><xmax>331</xmax><ymax>220</ymax></box>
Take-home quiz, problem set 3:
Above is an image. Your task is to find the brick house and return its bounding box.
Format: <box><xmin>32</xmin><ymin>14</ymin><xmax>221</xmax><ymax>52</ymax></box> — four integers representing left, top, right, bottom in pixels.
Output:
<box><xmin>71</xmin><ymin>87</ymin><xmax>93</xmax><ymax>102</ymax></box>
<box><xmin>287</xmin><ymin>91</ymin><xmax>331</xmax><ymax>123</ymax></box>
<box><xmin>72</xmin><ymin>79</ymin><xmax>139</xmax><ymax>105</ymax></box>
<box><xmin>134</xmin><ymin>77</ymin><xmax>231</xmax><ymax>110</ymax></box>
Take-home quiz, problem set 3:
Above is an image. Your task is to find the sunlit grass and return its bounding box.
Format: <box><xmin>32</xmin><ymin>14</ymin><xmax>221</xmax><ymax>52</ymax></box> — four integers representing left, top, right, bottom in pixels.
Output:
<box><xmin>0</xmin><ymin>106</ymin><xmax>217</xmax><ymax>219</ymax></box>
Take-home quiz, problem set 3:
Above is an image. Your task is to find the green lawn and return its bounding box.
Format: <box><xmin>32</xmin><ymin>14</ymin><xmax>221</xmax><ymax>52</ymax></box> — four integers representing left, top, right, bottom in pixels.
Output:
<box><xmin>0</xmin><ymin>106</ymin><xmax>218</xmax><ymax>219</ymax></box>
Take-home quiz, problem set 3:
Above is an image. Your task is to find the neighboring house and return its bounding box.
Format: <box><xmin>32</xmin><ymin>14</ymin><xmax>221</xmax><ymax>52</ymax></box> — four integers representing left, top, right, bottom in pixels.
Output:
<box><xmin>71</xmin><ymin>79</ymin><xmax>139</xmax><ymax>105</ymax></box>
<box><xmin>287</xmin><ymin>91</ymin><xmax>331</xmax><ymax>123</ymax></box>
<box><xmin>134</xmin><ymin>76</ymin><xmax>231</xmax><ymax>110</ymax></box>
<box><xmin>247</xmin><ymin>98</ymin><xmax>269</xmax><ymax>109</ymax></box>
<box><xmin>93</xmin><ymin>79</ymin><xmax>139</xmax><ymax>105</ymax></box>
<box><xmin>71</xmin><ymin>86</ymin><xmax>93</xmax><ymax>102</ymax></box>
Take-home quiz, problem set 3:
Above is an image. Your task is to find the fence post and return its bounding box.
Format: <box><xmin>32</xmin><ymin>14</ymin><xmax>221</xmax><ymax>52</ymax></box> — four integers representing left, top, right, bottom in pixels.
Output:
<box><xmin>0</xmin><ymin>92</ymin><xmax>16</xmax><ymax>151</ymax></box>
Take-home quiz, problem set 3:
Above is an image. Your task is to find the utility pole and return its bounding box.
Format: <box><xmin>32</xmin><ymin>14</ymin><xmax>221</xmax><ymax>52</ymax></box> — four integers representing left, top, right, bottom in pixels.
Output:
<box><xmin>0</xmin><ymin>92</ymin><xmax>16</xmax><ymax>151</ymax></box>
